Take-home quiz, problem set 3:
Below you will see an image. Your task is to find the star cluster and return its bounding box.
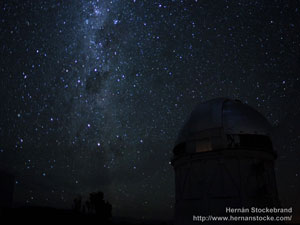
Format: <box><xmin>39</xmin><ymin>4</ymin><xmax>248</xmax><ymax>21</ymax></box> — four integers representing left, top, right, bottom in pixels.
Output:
<box><xmin>1</xmin><ymin>0</ymin><xmax>300</xmax><ymax>220</ymax></box>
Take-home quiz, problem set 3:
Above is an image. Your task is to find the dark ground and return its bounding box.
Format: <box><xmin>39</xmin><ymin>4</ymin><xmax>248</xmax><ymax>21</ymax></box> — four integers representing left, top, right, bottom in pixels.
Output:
<box><xmin>0</xmin><ymin>207</ymin><xmax>172</xmax><ymax>225</ymax></box>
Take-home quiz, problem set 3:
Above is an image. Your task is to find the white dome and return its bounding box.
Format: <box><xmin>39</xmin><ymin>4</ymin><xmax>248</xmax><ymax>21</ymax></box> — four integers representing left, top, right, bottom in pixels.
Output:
<box><xmin>174</xmin><ymin>98</ymin><xmax>274</xmax><ymax>155</ymax></box>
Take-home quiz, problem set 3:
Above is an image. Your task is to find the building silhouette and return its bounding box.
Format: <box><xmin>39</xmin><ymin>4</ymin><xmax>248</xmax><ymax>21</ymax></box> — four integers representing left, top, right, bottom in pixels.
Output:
<box><xmin>171</xmin><ymin>98</ymin><xmax>280</xmax><ymax>224</ymax></box>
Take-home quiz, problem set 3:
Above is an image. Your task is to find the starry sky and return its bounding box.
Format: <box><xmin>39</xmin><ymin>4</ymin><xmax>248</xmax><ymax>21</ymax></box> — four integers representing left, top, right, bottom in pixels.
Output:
<box><xmin>0</xmin><ymin>0</ymin><xmax>300</xmax><ymax>221</ymax></box>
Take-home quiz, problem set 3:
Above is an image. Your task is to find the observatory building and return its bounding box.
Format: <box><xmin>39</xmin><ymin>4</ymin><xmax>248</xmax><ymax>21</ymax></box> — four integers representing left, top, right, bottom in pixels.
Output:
<box><xmin>171</xmin><ymin>98</ymin><xmax>280</xmax><ymax>224</ymax></box>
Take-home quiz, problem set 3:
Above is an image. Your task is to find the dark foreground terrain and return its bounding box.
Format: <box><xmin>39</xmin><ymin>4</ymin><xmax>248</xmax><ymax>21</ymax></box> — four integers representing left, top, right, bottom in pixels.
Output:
<box><xmin>0</xmin><ymin>207</ymin><xmax>172</xmax><ymax>225</ymax></box>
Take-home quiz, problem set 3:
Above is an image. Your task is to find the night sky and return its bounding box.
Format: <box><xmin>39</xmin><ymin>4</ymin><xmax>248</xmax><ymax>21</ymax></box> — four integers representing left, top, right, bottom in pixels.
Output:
<box><xmin>1</xmin><ymin>0</ymin><xmax>300</xmax><ymax>221</ymax></box>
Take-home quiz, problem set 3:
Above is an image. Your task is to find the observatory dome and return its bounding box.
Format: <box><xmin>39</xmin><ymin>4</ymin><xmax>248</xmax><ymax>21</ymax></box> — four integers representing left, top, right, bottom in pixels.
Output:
<box><xmin>173</xmin><ymin>98</ymin><xmax>274</xmax><ymax>156</ymax></box>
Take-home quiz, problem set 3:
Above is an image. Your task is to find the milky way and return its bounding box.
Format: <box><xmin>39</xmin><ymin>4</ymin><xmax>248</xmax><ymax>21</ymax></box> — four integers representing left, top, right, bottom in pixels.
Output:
<box><xmin>1</xmin><ymin>0</ymin><xmax>300</xmax><ymax>220</ymax></box>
